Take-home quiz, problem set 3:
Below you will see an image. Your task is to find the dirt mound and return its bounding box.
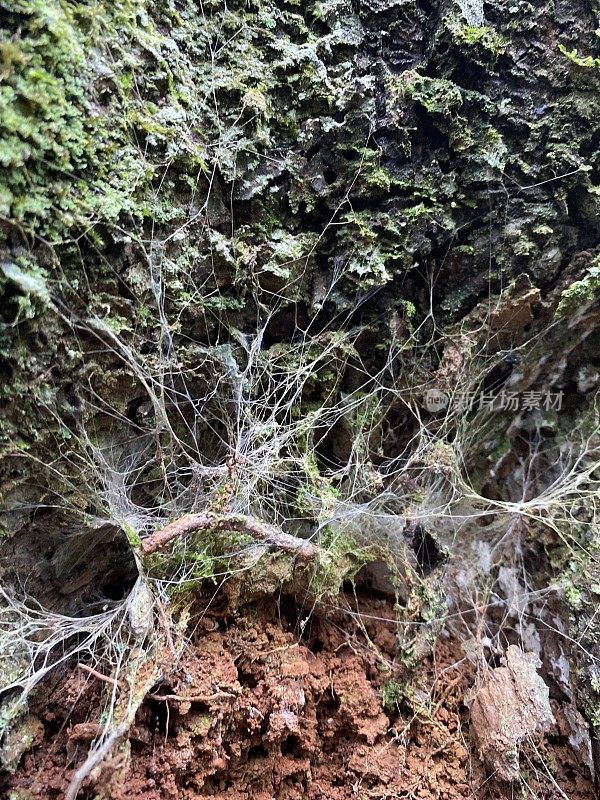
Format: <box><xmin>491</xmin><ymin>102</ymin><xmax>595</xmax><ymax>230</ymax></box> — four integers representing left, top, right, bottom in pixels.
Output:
<box><xmin>1</xmin><ymin>594</ymin><xmax>595</xmax><ymax>800</ymax></box>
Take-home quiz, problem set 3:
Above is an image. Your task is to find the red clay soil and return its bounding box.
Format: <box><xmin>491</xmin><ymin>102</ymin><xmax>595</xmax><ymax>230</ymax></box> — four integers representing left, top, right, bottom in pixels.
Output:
<box><xmin>1</xmin><ymin>594</ymin><xmax>595</xmax><ymax>800</ymax></box>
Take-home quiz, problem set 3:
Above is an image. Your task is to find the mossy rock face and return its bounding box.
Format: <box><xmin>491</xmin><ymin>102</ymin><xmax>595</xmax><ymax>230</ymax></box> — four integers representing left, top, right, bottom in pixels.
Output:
<box><xmin>0</xmin><ymin>2</ymin><xmax>598</xmax><ymax>469</ymax></box>
<box><xmin>0</xmin><ymin>1</ymin><xmax>153</xmax><ymax>239</ymax></box>
<box><xmin>0</xmin><ymin>0</ymin><xmax>598</xmax><ymax>541</ymax></box>
<box><xmin>1</xmin><ymin>0</ymin><xmax>598</xmax><ymax>306</ymax></box>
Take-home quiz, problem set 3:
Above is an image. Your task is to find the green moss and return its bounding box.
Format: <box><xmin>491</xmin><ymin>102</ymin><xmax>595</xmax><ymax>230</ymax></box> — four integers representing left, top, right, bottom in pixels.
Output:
<box><xmin>333</xmin><ymin>207</ymin><xmax>446</xmax><ymax>291</ymax></box>
<box><xmin>381</xmin><ymin>679</ymin><xmax>403</xmax><ymax>711</ymax></box>
<box><xmin>447</xmin><ymin>20</ymin><xmax>507</xmax><ymax>56</ymax></box>
<box><xmin>0</xmin><ymin>0</ymin><xmax>156</xmax><ymax>241</ymax></box>
<box><xmin>0</xmin><ymin>257</ymin><xmax>50</xmax><ymax>327</ymax></box>
<box><xmin>361</xmin><ymin>167</ymin><xmax>392</xmax><ymax>195</ymax></box>
<box><xmin>555</xmin><ymin>259</ymin><xmax>600</xmax><ymax>317</ymax></box>
<box><xmin>311</xmin><ymin>526</ymin><xmax>374</xmax><ymax>596</ymax></box>
<box><xmin>123</xmin><ymin>522</ymin><xmax>142</xmax><ymax>550</ymax></box>
<box><xmin>562</xmin><ymin>580</ymin><xmax>583</xmax><ymax>610</ymax></box>
<box><xmin>252</xmin><ymin>229</ymin><xmax>318</xmax><ymax>292</ymax></box>
<box><xmin>147</xmin><ymin>530</ymin><xmax>255</xmax><ymax>589</ymax></box>
<box><xmin>404</xmin><ymin>72</ymin><xmax>463</xmax><ymax>118</ymax></box>
<box><xmin>558</xmin><ymin>43</ymin><xmax>600</xmax><ymax>69</ymax></box>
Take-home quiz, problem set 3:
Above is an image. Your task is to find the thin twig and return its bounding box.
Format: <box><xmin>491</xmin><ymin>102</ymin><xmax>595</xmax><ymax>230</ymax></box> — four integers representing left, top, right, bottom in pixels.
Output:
<box><xmin>140</xmin><ymin>512</ymin><xmax>318</xmax><ymax>562</ymax></box>
<box><xmin>77</xmin><ymin>663</ymin><xmax>122</xmax><ymax>689</ymax></box>
<box><xmin>147</xmin><ymin>689</ymin><xmax>236</xmax><ymax>703</ymax></box>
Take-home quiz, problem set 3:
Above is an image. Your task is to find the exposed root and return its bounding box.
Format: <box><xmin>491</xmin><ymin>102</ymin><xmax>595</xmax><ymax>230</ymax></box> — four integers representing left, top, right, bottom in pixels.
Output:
<box><xmin>140</xmin><ymin>512</ymin><xmax>319</xmax><ymax>562</ymax></box>
<box><xmin>77</xmin><ymin>664</ymin><xmax>123</xmax><ymax>690</ymax></box>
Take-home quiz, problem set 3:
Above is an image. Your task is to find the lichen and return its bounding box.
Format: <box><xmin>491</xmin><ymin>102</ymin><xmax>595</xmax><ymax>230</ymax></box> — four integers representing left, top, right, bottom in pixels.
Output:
<box><xmin>555</xmin><ymin>259</ymin><xmax>600</xmax><ymax>317</ymax></box>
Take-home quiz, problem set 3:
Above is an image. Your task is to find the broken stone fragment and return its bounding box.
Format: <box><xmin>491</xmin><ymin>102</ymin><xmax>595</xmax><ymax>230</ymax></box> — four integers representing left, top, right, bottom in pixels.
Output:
<box><xmin>467</xmin><ymin>645</ymin><xmax>554</xmax><ymax>782</ymax></box>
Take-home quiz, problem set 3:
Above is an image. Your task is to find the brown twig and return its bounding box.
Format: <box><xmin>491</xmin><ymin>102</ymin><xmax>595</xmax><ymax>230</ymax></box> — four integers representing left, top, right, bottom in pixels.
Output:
<box><xmin>147</xmin><ymin>689</ymin><xmax>236</xmax><ymax>703</ymax></box>
<box><xmin>140</xmin><ymin>512</ymin><xmax>318</xmax><ymax>562</ymax></box>
<box><xmin>77</xmin><ymin>663</ymin><xmax>123</xmax><ymax>689</ymax></box>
